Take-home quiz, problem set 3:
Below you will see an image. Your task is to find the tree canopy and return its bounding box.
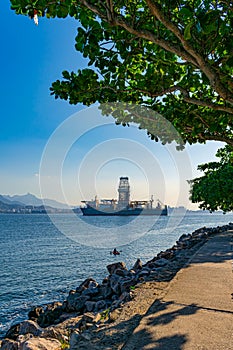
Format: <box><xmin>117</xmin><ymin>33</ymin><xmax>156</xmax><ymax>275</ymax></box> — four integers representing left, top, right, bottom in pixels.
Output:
<box><xmin>189</xmin><ymin>145</ymin><xmax>233</xmax><ymax>212</ymax></box>
<box><xmin>11</xmin><ymin>0</ymin><xmax>233</xmax><ymax>147</ymax></box>
<box><xmin>11</xmin><ymin>0</ymin><xmax>233</xmax><ymax>211</ymax></box>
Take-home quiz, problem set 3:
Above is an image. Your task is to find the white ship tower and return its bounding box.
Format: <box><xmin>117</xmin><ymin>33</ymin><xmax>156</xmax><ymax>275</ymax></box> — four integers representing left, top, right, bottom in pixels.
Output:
<box><xmin>118</xmin><ymin>177</ymin><xmax>130</xmax><ymax>209</ymax></box>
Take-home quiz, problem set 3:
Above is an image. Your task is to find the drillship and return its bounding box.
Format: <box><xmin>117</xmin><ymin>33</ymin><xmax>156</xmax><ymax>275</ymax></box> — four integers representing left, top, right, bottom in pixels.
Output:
<box><xmin>80</xmin><ymin>177</ymin><xmax>168</xmax><ymax>216</ymax></box>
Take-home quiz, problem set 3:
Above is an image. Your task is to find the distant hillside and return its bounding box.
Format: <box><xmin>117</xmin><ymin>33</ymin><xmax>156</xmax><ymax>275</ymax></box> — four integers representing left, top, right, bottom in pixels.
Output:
<box><xmin>0</xmin><ymin>195</ymin><xmax>23</xmax><ymax>206</ymax></box>
<box><xmin>3</xmin><ymin>193</ymin><xmax>69</xmax><ymax>209</ymax></box>
<box><xmin>4</xmin><ymin>193</ymin><xmax>43</xmax><ymax>206</ymax></box>
<box><xmin>0</xmin><ymin>199</ymin><xmax>23</xmax><ymax>210</ymax></box>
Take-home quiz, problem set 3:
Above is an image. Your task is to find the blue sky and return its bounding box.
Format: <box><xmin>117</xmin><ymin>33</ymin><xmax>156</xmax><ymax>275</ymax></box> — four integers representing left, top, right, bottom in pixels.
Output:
<box><xmin>0</xmin><ymin>1</ymin><xmax>224</xmax><ymax>209</ymax></box>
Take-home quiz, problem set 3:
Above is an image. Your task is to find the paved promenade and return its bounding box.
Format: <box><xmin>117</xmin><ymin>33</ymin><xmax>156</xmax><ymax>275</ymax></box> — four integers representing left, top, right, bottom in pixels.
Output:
<box><xmin>123</xmin><ymin>231</ymin><xmax>233</xmax><ymax>350</ymax></box>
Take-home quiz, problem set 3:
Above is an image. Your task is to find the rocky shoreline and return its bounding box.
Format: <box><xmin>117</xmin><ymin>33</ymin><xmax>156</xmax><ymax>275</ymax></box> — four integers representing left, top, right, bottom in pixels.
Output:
<box><xmin>1</xmin><ymin>223</ymin><xmax>233</xmax><ymax>350</ymax></box>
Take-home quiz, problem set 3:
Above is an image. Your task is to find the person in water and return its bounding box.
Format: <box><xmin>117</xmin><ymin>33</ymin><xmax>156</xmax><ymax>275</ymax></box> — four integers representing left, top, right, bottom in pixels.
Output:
<box><xmin>113</xmin><ymin>248</ymin><xmax>119</xmax><ymax>255</ymax></box>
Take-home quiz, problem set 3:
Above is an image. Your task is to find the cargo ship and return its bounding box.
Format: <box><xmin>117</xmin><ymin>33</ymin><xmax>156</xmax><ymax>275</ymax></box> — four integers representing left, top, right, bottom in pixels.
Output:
<box><xmin>80</xmin><ymin>177</ymin><xmax>168</xmax><ymax>216</ymax></box>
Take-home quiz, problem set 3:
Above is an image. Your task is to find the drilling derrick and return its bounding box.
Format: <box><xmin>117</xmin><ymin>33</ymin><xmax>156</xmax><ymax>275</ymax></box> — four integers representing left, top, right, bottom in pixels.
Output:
<box><xmin>118</xmin><ymin>177</ymin><xmax>130</xmax><ymax>209</ymax></box>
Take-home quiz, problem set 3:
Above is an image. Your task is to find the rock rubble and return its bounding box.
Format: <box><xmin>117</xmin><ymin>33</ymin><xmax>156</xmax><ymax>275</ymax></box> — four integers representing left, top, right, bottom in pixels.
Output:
<box><xmin>1</xmin><ymin>223</ymin><xmax>232</xmax><ymax>350</ymax></box>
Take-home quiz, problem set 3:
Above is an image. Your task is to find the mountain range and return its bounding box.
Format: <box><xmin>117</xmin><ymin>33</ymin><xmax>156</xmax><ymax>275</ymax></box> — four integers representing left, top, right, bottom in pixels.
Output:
<box><xmin>1</xmin><ymin>193</ymin><xmax>69</xmax><ymax>209</ymax></box>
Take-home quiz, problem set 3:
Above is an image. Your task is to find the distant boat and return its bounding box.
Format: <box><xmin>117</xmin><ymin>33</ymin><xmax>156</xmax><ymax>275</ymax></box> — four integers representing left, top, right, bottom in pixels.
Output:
<box><xmin>80</xmin><ymin>177</ymin><xmax>168</xmax><ymax>216</ymax></box>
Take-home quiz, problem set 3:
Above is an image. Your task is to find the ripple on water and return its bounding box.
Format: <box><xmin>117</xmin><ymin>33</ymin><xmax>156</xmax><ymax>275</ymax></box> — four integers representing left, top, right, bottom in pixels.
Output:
<box><xmin>1</xmin><ymin>212</ymin><xmax>233</xmax><ymax>338</ymax></box>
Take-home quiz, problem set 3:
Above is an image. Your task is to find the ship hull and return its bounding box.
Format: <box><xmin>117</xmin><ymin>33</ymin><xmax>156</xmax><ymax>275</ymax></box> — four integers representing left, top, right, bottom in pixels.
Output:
<box><xmin>80</xmin><ymin>207</ymin><xmax>168</xmax><ymax>216</ymax></box>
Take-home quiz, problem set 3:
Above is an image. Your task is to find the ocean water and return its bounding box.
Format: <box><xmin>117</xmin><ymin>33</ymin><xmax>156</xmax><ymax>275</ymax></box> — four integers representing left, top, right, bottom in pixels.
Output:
<box><xmin>0</xmin><ymin>212</ymin><xmax>233</xmax><ymax>338</ymax></box>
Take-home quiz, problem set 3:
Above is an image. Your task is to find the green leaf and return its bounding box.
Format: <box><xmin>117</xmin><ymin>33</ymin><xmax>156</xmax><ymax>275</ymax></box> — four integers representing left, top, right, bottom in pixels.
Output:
<box><xmin>62</xmin><ymin>71</ymin><xmax>70</xmax><ymax>80</ymax></box>
<box><xmin>56</xmin><ymin>4</ymin><xmax>69</xmax><ymax>18</ymax></box>
<box><xmin>179</xmin><ymin>7</ymin><xmax>192</xmax><ymax>19</ymax></box>
<box><xmin>184</xmin><ymin>21</ymin><xmax>194</xmax><ymax>40</ymax></box>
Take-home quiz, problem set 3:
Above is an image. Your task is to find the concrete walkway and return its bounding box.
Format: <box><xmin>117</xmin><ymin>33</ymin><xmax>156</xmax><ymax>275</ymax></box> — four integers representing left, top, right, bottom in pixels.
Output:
<box><xmin>123</xmin><ymin>231</ymin><xmax>233</xmax><ymax>350</ymax></box>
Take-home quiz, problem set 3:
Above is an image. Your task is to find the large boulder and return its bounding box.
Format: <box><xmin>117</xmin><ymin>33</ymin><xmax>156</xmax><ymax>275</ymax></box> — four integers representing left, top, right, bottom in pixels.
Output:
<box><xmin>28</xmin><ymin>307</ymin><xmax>44</xmax><ymax>322</ymax></box>
<box><xmin>18</xmin><ymin>321</ymin><xmax>42</xmax><ymax>337</ymax></box>
<box><xmin>114</xmin><ymin>268</ymin><xmax>128</xmax><ymax>277</ymax></box>
<box><xmin>120</xmin><ymin>278</ymin><xmax>136</xmax><ymax>293</ymax></box>
<box><xmin>69</xmin><ymin>330</ymin><xmax>93</xmax><ymax>349</ymax></box>
<box><xmin>132</xmin><ymin>258</ymin><xmax>142</xmax><ymax>271</ymax></box>
<box><xmin>85</xmin><ymin>301</ymin><xmax>96</xmax><ymax>312</ymax></box>
<box><xmin>109</xmin><ymin>274</ymin><xmax>121</xmax><ymax>295</ymax></box>
<box><xmin>5</xmin><ymin>324</ymin><xmax>20</xmax><ymax>341</ymax></box>
<box><xmin>119</xmin><ymin>291</ymin><xmax>131</xmax><ymax>303</ymax></box>
<box><xmin>98</xmin><ymin>284</ymin><xmax>112</xmax><ymax>299</ymax></box>
<box><xmin>20</xmin><ymin>337</ymin><xmax>61</xmax><ymax>350</ymax></box>
<box><xmin>95</xmin><ymin>300</ymin><xmax>106</xmax><ymax>311</ymax></box>
<box><xmin>69</xmin><ymin>330</ymin><xmax>80</xmax><ymax>350</ymax></box>
<box><xmin>65</xmin><ymin>293</ymin><xmax>89</xmax><ymax>312</ymax></box>
<box><xmin>0</xmin><ymin>339</ymin><xmax>18</xmax><ymax>350</ymax></box>
<box><xmin>107</xmin><ymin>262</ymin><xmax>127</xmax><ymax>275</ymax></box>
<box><xmin>41</xmin><ymin>327</ymin><xmax>68</xmax><ymax>343</ymax></box>
<box><xmin>153</xmin><ymin>258</ymin><xmax>169</xmax><ymax>267</ymax></box>
<box><xmin>82</xmin><ymin>287</ymin><xmax>99</xmax><ymax>297</ymax></box>
<box><xmin>76</xmin><ymin>278</ymin><xmax>98</xmax><ymax>293</ymax></box>
<box><xmin>157</xmin><ymin>249</ymin><xmax>175</xmax><ymax>260</ymax></box>
<box><xmin>37</xmin><ymin>303</ymin><xmax>63</xmax><ymax>327</ymax></box>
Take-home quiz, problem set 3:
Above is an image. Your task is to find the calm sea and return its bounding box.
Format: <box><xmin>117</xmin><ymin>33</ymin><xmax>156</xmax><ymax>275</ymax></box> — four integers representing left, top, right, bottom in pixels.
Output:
<box><xmin>1</xmin><ymin>212</ymin><xmax>233</xmax><ymax>337</ymax></box>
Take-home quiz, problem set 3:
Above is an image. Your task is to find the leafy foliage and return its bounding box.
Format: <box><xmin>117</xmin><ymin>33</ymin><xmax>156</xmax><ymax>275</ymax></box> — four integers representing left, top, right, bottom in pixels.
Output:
<box><xmin>10</xmin><ymin>0</ymin><xmax>233</xmax><ymax>147</ymax></box>
<box><xmin>189</xmin><ymin>146</ymin><xmax>233</xmax><ymax>212</ymax></box>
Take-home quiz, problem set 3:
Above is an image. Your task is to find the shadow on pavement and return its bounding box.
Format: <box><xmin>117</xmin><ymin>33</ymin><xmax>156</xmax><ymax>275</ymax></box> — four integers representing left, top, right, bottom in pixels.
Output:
<box><xmin>146</xmin><ymin>301</ymin><xmax>199</xmax><ymax>327</ymax></box>
<box><xmin>121</xmin><ymin>299</ymin><xmax>198</xmax><ymax>350</ymax></box>
<box><xmin>127</xmin><ymin>332</ymin><xmax>188</xmax><ymax>350</ymax></box>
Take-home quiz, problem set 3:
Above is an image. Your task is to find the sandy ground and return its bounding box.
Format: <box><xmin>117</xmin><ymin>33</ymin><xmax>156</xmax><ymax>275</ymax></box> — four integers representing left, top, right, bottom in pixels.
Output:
<box><xmin>122</xmin><ymin>231</ymin><xmax>233</xmax><ymax>350</ymax></box>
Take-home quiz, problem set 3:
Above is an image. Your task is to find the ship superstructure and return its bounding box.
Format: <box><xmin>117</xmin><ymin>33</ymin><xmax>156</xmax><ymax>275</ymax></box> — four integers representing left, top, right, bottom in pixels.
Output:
<box><xmin>118</xmin><ymin>176</ymin><xmax>130</xmax><ymax>209</ymax></box>
<box><xmin>80</xmin><ymin>177</ymin><xmax>167</xmax><ymax>216</ymax></box>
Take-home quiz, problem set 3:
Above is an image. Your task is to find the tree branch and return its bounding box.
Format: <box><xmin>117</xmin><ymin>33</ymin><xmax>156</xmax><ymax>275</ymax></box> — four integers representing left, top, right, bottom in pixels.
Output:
<box><xmin>145</xmin><ymin>0</ymin><xmax>233</xmax><ymax>105</ymax></box>
<box><xmin>182</xmin><ymin>96</ymin><xmax>233</xmax><ymax>114</ymax></box>
<box><xmin>128</xmin><ymin>84</ymin><xmax>233</xmax><ymax>114</ymax></box>
<box><xmin>79</xmin><ymin>0</ymin><xmax>233</xmax><ymax>105</ymax></box>
<box><xmin>78</xmin><ymin>0</ymin><xmax>199</xmax><ymax>67</ymax></box>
